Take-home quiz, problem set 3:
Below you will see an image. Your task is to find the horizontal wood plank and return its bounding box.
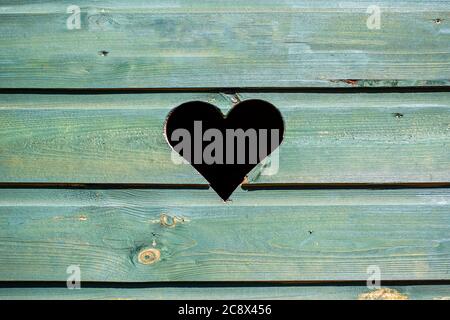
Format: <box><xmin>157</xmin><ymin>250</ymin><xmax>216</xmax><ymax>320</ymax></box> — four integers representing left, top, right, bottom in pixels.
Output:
<box><xmin>0</xmin><ymin>1</ymin><xmax>449</xmax><ymax>88</ymax></box>
<box><xmin>0</xmin><ymin>188</ymin><xmax>449</xmax><ymax>282</ymax></box>
<box><xmin>0</xmin><ymin>285</ymin><xmax>448</xmax><ymax>300</ymax></box>
<box><xmin>0</xmin><ymin>92</ymin><xmax>449</xmax><ymax>183</ymax></box>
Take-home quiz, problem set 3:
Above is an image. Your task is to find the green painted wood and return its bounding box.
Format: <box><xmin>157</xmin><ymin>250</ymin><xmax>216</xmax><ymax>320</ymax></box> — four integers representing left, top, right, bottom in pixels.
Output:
<box><xmin>0</xmin><ymin>188</ymin><xmax>448</xmax><ymax>282</ymax></box>
<box><xmin>0</xmin><ymin>92</ymin><xmax>449</xmax><ymax>183</ymax></box>
<box><xmin>0</xmin><ymin>285</ymin><xmax>448</xmax><ymax>300</ymax></box>
<box><xmin>0</xmin><ymin>1</ymin><xmax>449</xmax><ymax>88</ymax></box>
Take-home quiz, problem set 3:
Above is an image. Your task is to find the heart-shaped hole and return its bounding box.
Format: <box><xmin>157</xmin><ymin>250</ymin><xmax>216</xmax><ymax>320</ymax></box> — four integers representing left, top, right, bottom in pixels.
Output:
<box><xmin>164</xmin><ymin>99</ymin><xmax>284</xmax><ymax>200</ymax></box>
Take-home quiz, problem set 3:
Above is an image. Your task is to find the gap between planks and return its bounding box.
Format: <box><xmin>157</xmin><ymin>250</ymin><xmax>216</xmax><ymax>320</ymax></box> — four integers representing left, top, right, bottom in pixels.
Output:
<box><xmin>0</xmin><ymin>182</ymin><xmax>450</xmax><ymax>190</ymax></box>
<box><xmin>0</xmin><ymin>86</ymin><xmax>449</xmax><ymax>95</ymax></box>
<box><xmin>1</xmin><ymin>279</ymin><xmax>450</xmax><ymax>289</ymax></box>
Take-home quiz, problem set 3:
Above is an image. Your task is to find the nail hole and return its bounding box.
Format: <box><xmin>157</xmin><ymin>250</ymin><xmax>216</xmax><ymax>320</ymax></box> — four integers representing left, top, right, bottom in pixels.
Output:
<box><xmin>98</xmin><ymin>50</ymin><xmax>109</xmax><ymax>56</ymax></box>
<box><xmin>393</xmin><ymin>113</ymin><xmax>404</xmax><ymax>119</ymax></box>
<box><xmin>434</xmin><ymin>18</ymin><xmax>443</xmax><ymax>24</ymax></box>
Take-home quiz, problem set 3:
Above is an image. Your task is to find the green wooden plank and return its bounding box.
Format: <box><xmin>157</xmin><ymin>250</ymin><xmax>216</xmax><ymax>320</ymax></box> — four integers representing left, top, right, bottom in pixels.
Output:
<box><xmin>0</xmin><ymin>188</ymin><xmax>448</xmax><ymax>281</ymax></box>
<box><xmin>0</xmin><ymin>92</ymin><xmax>449</xmax><ymax>183</ymax></box>
<box><xmin>0</xmin><ymin>1</ymin><xmax>449</xmax><ymax>88</ymax></box>
<box><xmin>0</xmin><ymin>285</ymin><xmax>448</xmax><ymax>300</ymax></box>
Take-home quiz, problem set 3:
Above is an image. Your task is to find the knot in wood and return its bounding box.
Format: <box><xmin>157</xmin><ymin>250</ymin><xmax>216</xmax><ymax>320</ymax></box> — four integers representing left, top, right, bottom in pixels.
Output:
<box><xmin>138</xmin><ymin>248</ymin><xmax>160</xmax><ymax>265</ymax></box>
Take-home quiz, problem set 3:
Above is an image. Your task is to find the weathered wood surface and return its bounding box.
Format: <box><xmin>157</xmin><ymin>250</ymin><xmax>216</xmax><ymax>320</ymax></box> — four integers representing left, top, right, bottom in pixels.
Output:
<box><xmin>0</xmin><ymin>188</ymin><xmax>448</xmax><ymax>282</ymax></box>
<box><xmin>0</xmin><ymin>286</ymin><xmax>448</xmax><ymax>300</ymax></box>
<box><xmin>0</xmin><ymin>1</ymin><xmax>449</xmax><ymax>88</ymax></box>
<box><xmin>1</xmin><ymin>92</ymin><xmax>449</xmax><ymax>184</ymax></box>
<box><xmin>1</xmin><ymin>0</ymin><xmax>449</xmax><ymax>299</ymax></box>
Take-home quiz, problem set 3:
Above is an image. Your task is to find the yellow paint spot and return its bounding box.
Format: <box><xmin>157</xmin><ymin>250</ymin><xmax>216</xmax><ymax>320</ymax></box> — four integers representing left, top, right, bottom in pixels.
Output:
<box><xmin>358</xmin><ymin>288</ymin><xmax>408</xmax><ymax>300</ymax></box>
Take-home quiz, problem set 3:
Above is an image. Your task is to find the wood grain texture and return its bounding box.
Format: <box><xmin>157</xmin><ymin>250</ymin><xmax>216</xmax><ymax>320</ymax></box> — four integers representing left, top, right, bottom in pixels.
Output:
<box><xmin>0</xmin><ymin>1</ymin><xmax>449</xmax><ymax>88</ymax></box>
<box><xmin>0</xmin><ymin>188</ymin><xmax>448</xmax><ymax>282</ymax></box>
<box><xmin>0</xmin><ymin>285</ymin><xmax>448</xmax><ymax>300</ymax></box>
<box><xmin>0</xmin><ymin>92</ymin><xmax>449</xmax><ymax>183</ymax></box>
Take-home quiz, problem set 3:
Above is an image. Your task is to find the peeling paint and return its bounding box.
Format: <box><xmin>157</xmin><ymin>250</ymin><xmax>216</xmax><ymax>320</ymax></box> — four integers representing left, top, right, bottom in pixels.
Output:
<box><xmin>358</xmin><ymin>288</ymin><xmax>408</xmax><ymax>300</ymax></box>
